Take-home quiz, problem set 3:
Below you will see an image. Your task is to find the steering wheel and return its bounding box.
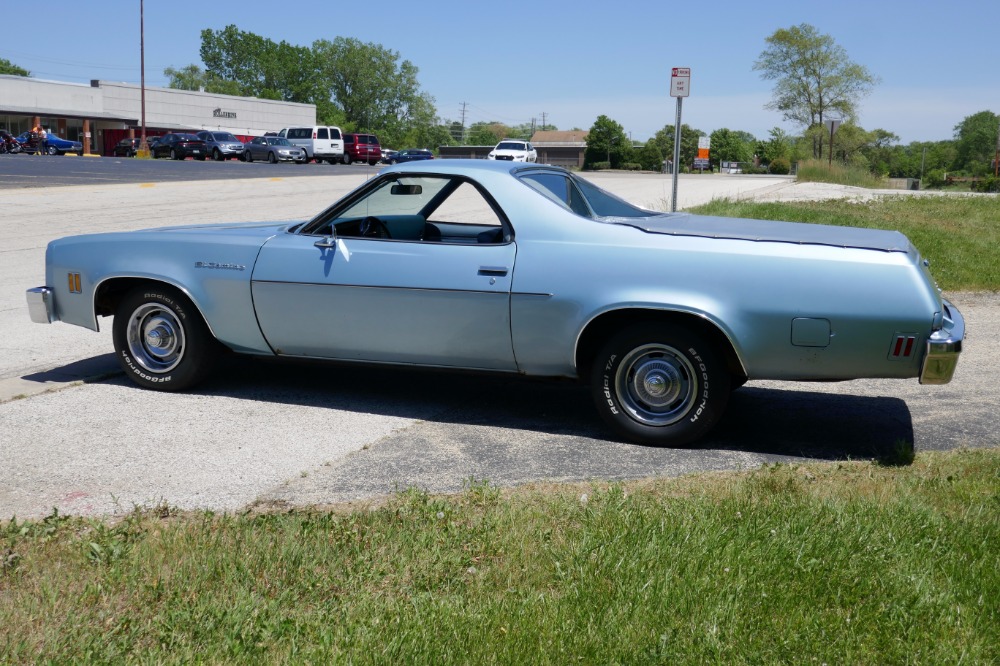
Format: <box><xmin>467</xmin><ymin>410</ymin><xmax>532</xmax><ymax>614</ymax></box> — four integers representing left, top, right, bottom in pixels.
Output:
<box><xmin>360</xmin><ymin>216</ymin><xmax>391</xmax><ymax>239</ymax></box>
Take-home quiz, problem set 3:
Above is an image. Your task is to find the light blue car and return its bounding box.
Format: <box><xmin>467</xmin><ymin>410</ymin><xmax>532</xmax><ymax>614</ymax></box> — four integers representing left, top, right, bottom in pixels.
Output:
<box><xmin>25</xmin><ymin>160</ymin><xmax>963</xmax><ymax>446</ymax></box>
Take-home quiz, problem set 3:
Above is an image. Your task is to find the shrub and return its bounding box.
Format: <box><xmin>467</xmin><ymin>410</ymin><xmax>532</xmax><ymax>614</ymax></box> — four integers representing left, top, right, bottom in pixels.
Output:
<box><xmin>971</xmin><ymin>176</ymin><xmax>998</xmax><ymax>193</ymax></box>
<box><xmin>769</xmin><ymin>158</ymin><xmax>791</xmax><ymax>175</ymax></box>
<box><xmin>622</xmin><ymin>162</ymin><xmax>642</xmax><ymax>171</ymax></box>
<box><xmin>588</xmin><ymin>161</ymin><xmax>611</xmax><ymax>171</ymax></box>
<box><xmin>923</xmin><ymin>169</ymin><xmax>946</xmax><ymax>189</ymax></box>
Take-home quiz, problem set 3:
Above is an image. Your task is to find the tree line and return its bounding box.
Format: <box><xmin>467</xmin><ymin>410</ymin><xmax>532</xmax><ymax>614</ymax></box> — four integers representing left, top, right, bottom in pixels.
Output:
<box><xmin>3</xmin><ymin>24</ymin><xmax>996</xmax><ymax>185</ymax></box>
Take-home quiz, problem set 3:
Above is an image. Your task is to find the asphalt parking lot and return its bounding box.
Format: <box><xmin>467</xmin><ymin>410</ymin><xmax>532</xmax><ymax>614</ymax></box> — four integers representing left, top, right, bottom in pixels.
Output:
<box><xmin>1</xmin><ymin>162</ymin><xmax>995</xmax><ymax>521</ymax></box>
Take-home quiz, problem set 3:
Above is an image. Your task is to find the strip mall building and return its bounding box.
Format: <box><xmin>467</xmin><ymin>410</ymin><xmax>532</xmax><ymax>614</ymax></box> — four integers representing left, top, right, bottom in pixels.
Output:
<box><xmin>0</xmin><ymin>75</ymin><xmax>315</xmax><ymax>155</ymax></box>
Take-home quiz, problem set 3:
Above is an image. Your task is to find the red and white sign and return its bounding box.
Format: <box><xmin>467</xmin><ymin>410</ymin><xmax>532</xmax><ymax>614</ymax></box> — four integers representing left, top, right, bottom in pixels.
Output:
<box><xmin>670</xmin><ymin>67</ymin><xmax>691</xmax><ymax>97</ymax></box>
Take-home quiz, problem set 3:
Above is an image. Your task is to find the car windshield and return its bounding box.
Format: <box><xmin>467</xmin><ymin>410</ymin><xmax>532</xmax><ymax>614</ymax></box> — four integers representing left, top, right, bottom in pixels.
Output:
<box><xmin>213</xmin><ymin>133</ymin><xmax>238</xmax><ymax>141</ymax></box>
<box><xmin>497</xmin><ymin>142</ymin><xmax>526</xmax><ymax>151</ymax></box>
<box><xmin>271</xmin><ymin>138</ymin><xmax>292</xmax><ymax>146</ymax></box>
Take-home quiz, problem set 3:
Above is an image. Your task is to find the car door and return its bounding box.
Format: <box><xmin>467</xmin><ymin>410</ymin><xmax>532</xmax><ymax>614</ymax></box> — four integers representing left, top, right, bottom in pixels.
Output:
<box><xmin>250</xmin><ymin>177</ymin><xmax>518</xmax><ymax>371</ymax></box>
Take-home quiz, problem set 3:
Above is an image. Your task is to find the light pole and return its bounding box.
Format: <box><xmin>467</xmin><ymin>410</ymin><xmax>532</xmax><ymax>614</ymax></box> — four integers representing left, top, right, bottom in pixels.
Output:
<box><xmin>138</xmin><ymin>0</ymin><xmax>148</xmax><ymax>156</ymax></box>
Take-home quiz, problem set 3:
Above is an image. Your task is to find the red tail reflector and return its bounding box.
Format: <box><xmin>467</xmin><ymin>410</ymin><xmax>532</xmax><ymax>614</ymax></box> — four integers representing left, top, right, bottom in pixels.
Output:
<box><xmin>889</xmin><ymin>334</ymin><xmax>917</xmax><ymax>360</ymax></box>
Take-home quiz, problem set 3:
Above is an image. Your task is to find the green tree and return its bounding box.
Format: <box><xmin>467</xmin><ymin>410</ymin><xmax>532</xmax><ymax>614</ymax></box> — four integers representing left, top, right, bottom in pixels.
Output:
<box><xmin>649</xmin><ymin>123</ymin><xmax>705</xmax><ymax>171</ymax></box>
<box><xmin>754</xmin><ymin>23</ymin><xmax>878</xmax><ymax>158</ymax></box>
<box><xmin>709</xmin><ymin>128</ymin><xmax>756</xmax><ymax>168</ymax></box>
<box><xmin>585</xmin><ymin>115</ymin><xmax>630</xmax><ymax>169</ymax></box>
<box><xmin>164</xmin><ymin>64</ymin><xmax>244</xmax><ymax>96</ymax></box>
<box><xmin>313</xmin><ymin>37</ymin><xmax>429</xmax><ymax>138</ymax></box>
<box><xmin>757</xmin><ymin>127</ymin><xmax>793</xmax><ymax>164</ymax></box>
<box><xmin>0</xmin><ymin>58</ymin><xmax>30</xmax><ymax>76</ymax></box>
<box><xmin>952</xmin><ymin>110</ymin><xmax>999</xmax><ymax>175</ymax></box>
<box><xmin>199</xmin><ymin>25</ymin><xmax>321</xmax><ymax>103</ymax></box>
<box><xmin>467</xmin><ymin>122</ymin><xmax>508</xmax><ymax>146</ymax></box>
<box><xmin>636</xmin><ymin>142</ymin><xmax>664</xmax><ymax>172</ymax></box>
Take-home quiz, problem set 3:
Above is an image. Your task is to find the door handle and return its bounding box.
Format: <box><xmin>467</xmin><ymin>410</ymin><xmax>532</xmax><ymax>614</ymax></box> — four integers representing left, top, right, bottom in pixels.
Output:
<box><xmin>478</xmin><ymin>266</ymin><xmax>508</xmax><ymax>277</ymax></box>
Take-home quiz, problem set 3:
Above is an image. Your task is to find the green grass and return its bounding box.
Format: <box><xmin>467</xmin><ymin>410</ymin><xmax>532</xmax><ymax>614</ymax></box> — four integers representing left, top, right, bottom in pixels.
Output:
<box><xmin>690</xmin><ymin>196</ymin><xmax>1000</xmax><ymax>291</ymax></box>
<box><xmin>2</xmin><ymin>449</ymin><xmax>998</xmax><ymax>664</ymax></box>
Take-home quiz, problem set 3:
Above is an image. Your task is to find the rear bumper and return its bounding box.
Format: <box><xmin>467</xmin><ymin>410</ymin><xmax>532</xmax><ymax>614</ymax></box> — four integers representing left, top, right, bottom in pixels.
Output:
<box><xmin>920</xmin><ymin>298</ymin><xmax>964</xmax><ymax>385</ymax></box>
<box><xmin>26</xmin><ymin>286</ymin><xmax>54</xmax><ymax>324</ymax></box>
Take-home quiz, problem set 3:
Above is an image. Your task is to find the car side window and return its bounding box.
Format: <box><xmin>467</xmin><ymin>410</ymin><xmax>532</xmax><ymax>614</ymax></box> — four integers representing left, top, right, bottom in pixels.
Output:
<box><xmin>520</xmin><ymin>173</ymin><xmax>592</xmax><ymax>218</ymax></box>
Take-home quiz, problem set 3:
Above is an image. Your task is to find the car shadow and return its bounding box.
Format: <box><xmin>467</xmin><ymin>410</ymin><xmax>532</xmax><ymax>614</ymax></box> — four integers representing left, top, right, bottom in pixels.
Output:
<box><xmin>192</xmin><ymin>355</ymin><xmax>914</xmax><ymax>464</ymax></box>
<box><xmin>29</xmin><ymin>353</ymin><xmax>913</xmax><ymax>464</ymax></box>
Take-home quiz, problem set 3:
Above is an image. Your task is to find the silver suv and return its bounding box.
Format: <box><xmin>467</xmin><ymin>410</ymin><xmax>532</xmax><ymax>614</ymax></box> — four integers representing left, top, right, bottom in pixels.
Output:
<box><xmin>196</xmin><ymin>131</ymin><xmax>245</xmax><ymax>161</ymax></box>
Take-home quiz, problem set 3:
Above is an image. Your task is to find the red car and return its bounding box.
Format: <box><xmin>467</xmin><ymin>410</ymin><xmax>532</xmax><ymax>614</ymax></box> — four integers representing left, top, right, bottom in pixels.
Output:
<box><xmin>342</xmin><ymin>132</ymin><xmax>382</xmax><ymax>165</ymax></box>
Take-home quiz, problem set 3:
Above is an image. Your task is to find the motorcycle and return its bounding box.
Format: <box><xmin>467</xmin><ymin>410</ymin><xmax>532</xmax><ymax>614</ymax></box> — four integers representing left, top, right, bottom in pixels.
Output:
<box><xmin>0</xmin><ymin>131</ymin><xmax>22</xmax><ymax>154</ymax></box>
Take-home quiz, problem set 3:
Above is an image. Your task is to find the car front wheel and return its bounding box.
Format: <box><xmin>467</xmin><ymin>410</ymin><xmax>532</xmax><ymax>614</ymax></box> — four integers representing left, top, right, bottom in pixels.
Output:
<box><xmin>112</xmin><ymin>285</ymin><xmax>219</xmax><ymax>391</ymax></box>
<box><xmin>590</xmin><ymin>323</ymin><xmax>730</xmax><ymax>447</ymax></box>
<box><xmin>268</xmin><ymin>152</ymin><xmax>277</xmax><ymax>164</ymax></box>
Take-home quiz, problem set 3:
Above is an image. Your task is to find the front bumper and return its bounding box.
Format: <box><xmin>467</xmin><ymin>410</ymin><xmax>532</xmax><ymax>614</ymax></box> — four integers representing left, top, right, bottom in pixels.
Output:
<box><xmin>919</xmin><ymin>298</ymin><xmax>964</xmax><ymax>384</ymax></box>
<box><xmin>26</xmin><ymin>286</ymin><xmax>54</xmax><ymax>324</ymax></box>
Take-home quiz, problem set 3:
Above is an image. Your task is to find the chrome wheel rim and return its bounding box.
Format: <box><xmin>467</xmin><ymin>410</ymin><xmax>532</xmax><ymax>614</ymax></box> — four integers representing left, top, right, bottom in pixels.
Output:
<box><xmin>615</xmin><ymin>343</ymin><xmax>698</xmax><ymax>426</ymax></box>
<box><xmin>126</xmin><ymin>303</ymin><xmax>185</xmax><ymax>374</ymax></box>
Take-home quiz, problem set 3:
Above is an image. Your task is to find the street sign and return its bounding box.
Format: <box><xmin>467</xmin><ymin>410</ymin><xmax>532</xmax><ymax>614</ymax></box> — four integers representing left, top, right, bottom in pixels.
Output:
<box><xmin>670</xmin><ymin>67</ymin><xmax>690</xmax><ymax>97</ymax></box>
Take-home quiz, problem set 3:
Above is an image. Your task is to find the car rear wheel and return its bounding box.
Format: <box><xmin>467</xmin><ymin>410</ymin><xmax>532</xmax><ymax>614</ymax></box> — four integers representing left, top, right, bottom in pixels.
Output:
<box><xmin>590</xmin><ymin>323</ymin><xmax>730</xmax><ymax>447</ymax></box>
<box><xmin>343</xmin><ymin>154</ymin><xmax>352</xmax><ymax>165</ymax></box>
<box><xmin>48</xmin><ymin>146</ymin><xmax>58</xmax><ymax>155</ymax></box>
<box><xmin>112</xmin><ymin>285</ymin><xmax>220</xmax><ymax>391</ymax></box>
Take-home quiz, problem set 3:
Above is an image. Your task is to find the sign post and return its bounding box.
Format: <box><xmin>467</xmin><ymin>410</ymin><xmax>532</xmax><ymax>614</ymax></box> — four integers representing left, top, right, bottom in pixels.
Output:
<box><xmin>669</xmin><ymin>68</ymin><xmax>690</xmax><ymax>212</ymax></box>
<box><xmin>824</xmin><ymin>118</ymin><xmax>842</xmax><ymax>167</ymax></box>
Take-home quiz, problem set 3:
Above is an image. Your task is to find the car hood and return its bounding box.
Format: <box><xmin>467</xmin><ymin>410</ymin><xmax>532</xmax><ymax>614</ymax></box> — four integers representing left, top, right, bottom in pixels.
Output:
<box><xmin>611</xmin><ymin>212</ymin><xmax>913</xmax><ymax>254</ymax></box>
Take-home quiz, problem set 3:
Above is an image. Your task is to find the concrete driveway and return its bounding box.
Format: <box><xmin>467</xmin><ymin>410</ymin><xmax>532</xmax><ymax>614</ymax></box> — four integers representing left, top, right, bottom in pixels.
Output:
<box><xmin>1</xmin><ymin>172</ymin><xmax>993</xmax><ymax>521</ymax></box>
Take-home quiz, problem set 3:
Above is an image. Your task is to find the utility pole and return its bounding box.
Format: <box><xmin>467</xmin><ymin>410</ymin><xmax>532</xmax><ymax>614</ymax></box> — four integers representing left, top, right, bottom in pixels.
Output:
<box><xmin>459</xmin><ymin>102</ymin><xmax>468</xmax><ymax>141</ymax></box>
<box><xmin>138</xmin><ymin>0</ymin><xmax>148</xmax><ymax>156</ymax></box>
<box><xmin>540</xmin><ymin>112</ymin><xmax>547</xmax><ymax>131</ymax></box>
<box><xmin>995</xmin><ymin>117</ymin><xmax>999</xmax><ymax>178</ymax></box>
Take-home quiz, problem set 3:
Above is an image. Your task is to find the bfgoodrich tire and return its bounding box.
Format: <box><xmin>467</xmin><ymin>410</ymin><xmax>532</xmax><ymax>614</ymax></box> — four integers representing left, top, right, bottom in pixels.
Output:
<box><xmin>113</xmin><ymin>285</ymin><xmax>219</xmax><ymax>391</ymax></box>
<box><xmin>590</xmin><ymin>323</ymin><xmax>730</xmax><ymax>447</ymax></box>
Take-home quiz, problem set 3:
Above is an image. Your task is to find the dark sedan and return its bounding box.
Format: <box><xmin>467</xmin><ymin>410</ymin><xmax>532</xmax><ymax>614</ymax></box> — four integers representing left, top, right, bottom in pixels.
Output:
<box><xmin>112</xmin><ymin>138</ymin><xmax>141</xmax><ymax>157</ymax></box>
<box><xmin>151</xmin><ymin>133</ymin><xmax>208</xmax><ymax>160</ymax></box>
<box><xmin>388</xmin><ymin>148</ymin><xmax>434</xmax><ymax>164</ymax></box>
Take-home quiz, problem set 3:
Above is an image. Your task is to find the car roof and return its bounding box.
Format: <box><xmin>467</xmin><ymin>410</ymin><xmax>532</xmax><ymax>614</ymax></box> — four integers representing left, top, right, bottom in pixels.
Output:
<box><xmin>385</xmin><ymin>159</ymin><xmax>565</xmax><ymax>177</ymax></box>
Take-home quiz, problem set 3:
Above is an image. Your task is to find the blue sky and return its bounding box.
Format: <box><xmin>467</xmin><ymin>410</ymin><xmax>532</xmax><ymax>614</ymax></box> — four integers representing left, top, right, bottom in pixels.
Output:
<box><xmin>4</xmin><ymin>0</ymin><xmax>998</xmax><ymax>143</ymax></box>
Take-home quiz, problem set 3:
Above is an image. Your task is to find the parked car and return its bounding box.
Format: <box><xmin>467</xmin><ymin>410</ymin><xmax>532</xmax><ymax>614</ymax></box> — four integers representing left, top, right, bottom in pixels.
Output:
<box><xmin>277</xmin><ymin>126</ymin><xmax>344</xmax><ymax>164</ymax></box>
<box><xmin>487</xmin><ymin>139</ymin><xmax>537</xmax><ymax>162</ymax></box>
<box><xmin>242</xmin><ymin>136</ymin><xmax>306</xmax><ymax>163</ymax></box>
<box><xmin>151</xmin><ymin>133</ymin><xmax>207</xmax><ymax>160</ymax></box>
<box><xmin>388</xmin><ymin>148</ymin><xmax>434</xmax><ymax>164</ymax></box>
<box><xmin>25</xmin><ymin>160</ymin><xmax>964</xmax><ymax>447</ymax></box>
<box><xmin>380</xmin><ymin>149</ymin><xmax>398</xmax><ymax>165</ymax></box>
<box><xmin>112</xmin><ymin>138</ymin><xmax>141</xmax><ymax>157</ymax></box>
<box><xmin>196</xmin><ymin>131</ymin><xmax>245</xmax><ymax>161</ymax></box>
<box><xmin>342</xmin><ymin>132</ymin><xmax>381</xmax><ymax>165</ymax></box>
<box><xmin>42</xmin><ymin>134</ymin><xmax>85</xmax><ymax>156</ymax></box>
<box><xmin>146</xmin><ymin>136</ymin><xmax>165</xmax><ymax>154</ymax></box>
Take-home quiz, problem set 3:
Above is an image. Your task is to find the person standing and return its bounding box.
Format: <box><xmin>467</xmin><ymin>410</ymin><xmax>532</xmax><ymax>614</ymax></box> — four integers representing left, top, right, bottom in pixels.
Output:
<box><xmin>37</xmin><ymin>126</ymin><xmax>48</xmax><ymax>155</ymax></box>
